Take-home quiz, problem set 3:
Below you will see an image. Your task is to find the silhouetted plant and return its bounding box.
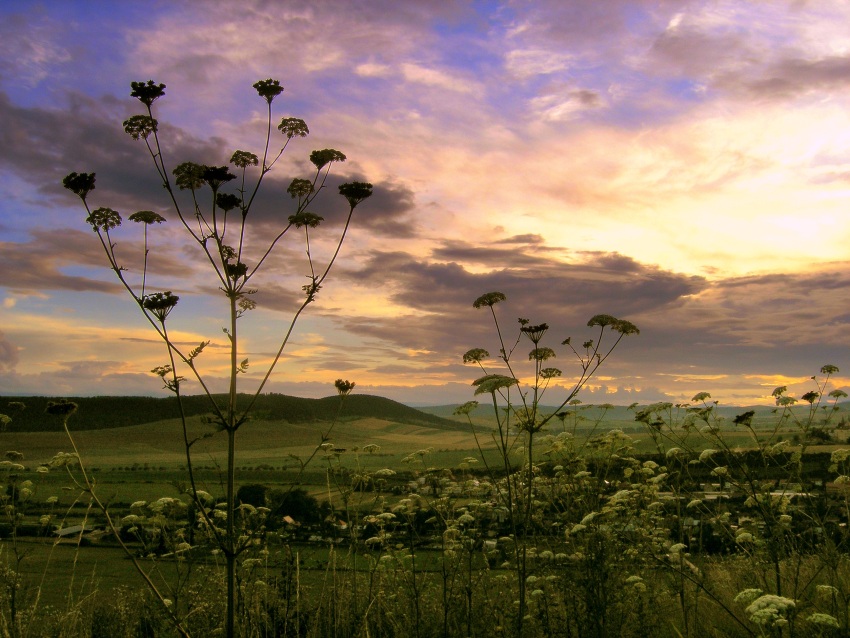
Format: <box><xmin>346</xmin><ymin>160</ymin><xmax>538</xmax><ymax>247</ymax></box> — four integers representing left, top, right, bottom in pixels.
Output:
<box><xmin>63</xmin><ymin>78</ymin><xmax>371</xmax><ymax>638</ymax></box>
<box><xmin>458</xmin><ymin>291</ymin><xmax>639</xmax><ymax>636</ymax></box>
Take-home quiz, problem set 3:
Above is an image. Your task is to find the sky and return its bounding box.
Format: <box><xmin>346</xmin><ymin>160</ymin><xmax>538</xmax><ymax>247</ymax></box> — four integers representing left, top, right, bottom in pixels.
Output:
<box><xmin>1</xmin><ymin>0</ymin><xmax>849</xmax><ymax>408</ymax></box>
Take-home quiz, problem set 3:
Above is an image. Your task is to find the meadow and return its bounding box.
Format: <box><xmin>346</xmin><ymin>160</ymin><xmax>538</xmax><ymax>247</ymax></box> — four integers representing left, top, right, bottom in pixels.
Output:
<box><xmin>0</xmin><ymin>393</ymin><xmax>848</xmax><ymax>637</ymax></box>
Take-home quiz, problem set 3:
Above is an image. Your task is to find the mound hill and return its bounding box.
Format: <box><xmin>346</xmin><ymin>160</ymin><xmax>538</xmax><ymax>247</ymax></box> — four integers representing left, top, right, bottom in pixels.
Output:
<box><xmin>0</xmin><ymin>394</ymin><xmax>465</xmax><ymax>433</ymax></box>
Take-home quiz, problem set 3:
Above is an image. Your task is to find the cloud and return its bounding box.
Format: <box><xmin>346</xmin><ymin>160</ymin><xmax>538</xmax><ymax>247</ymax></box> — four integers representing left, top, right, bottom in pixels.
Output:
<box><xmin>0</xmin><ymin>331</ymin><xmax>18</xmax><ymax>369</ymax></box>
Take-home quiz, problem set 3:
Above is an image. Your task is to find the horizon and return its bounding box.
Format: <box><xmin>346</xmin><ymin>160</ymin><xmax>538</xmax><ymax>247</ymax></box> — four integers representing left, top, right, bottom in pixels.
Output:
<box><xmin>1</xmin><ymin>2</ymin><xmax>849</xmax><ymax>407</ymax></box>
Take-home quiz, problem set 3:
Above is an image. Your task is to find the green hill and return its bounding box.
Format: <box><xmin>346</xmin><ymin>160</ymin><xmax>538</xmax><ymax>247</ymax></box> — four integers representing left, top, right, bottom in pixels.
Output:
<box><xmin>0</xmin><ymin>394</ymin><xmax>464</xmax><ymax>433</ymax></box>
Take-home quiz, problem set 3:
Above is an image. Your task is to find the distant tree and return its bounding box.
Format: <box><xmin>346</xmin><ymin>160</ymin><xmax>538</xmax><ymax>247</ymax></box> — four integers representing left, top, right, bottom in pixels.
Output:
<box><xmin>267</xmin><ymin>487</ymin><xmax>324</xmax><ymax>524</ymax></box>
<box><xmin>236</xmin><ymin>483</ymin><xmax>268</xmax><ymax>508</ymax></box>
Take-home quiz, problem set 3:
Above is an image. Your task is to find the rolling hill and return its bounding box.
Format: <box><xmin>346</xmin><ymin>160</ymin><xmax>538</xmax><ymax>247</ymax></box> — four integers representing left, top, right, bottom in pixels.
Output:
<box><xmin>0</xmin><ymin>394</ymin><xmax>466</xmax><ymax>433</ymax></box>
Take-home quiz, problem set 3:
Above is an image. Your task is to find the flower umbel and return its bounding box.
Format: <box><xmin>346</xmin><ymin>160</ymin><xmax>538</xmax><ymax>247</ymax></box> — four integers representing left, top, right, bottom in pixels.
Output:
<box><xmin>123</xmin><ymin>115</ymin><xmax>158</xmax><ymax>140</ymax></box>
<box><xmin>130</xmin><ymin>80</ymin><xmax>166</xmax><ymax>106</ymax></box>
<box><xmin>62</xmin><ymin>172</ymin><xmax>96</xmax><ymax>200</ymax></box>
<box><xmin>473</xmin><ymin>292</ymin><xmax>506</xmax><ymax>308</ymax></box>
<box><xmin>310</xmin><ymin>149</ymin><xmax>346</xmax><ymax>170</ymax></box>
<box><xmin>335</xmin><ymin>379</ymin><xmax>356</xmax><ymax>396</ymax></box>
<box><xmin>86</xmin><ymin>207</ymin><xmax>122</xmax><ymax>232</ymax></box>
<box><xmin>338</xmin><ymin>181</ymin><xmax>373</xmax><ymax>208</ymax></box>
<box><xmin>128</xmin><ymin>210</ymin><xmax>166</xmax><ymax>225</ymax></box>
<box><xmin>278</xmin><ymin>117</ymin><xmax>309</xmax><ymax>138</ymax></box>
<box><xmin>142</xmin><ymin>291</ymin><xmax>179</xmax><ymax>322</ymax></box>
<box><xmin>253</xmin><ymin>79</ymin><xmax>283</xmax><ymax>103</ymax></box>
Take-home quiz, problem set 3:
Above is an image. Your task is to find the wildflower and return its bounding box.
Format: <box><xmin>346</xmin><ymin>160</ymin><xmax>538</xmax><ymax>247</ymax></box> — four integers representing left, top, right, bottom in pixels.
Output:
<box><xmin>216</xmin><ymin>193</ymin><xmax>241</xmax><ymax>212</ymax></box>
<box><xmin>173</xmin><ymin>162</ymin><xmax>206</xmax><ymax>190</ymax></box>
<box><xmin>808</xmin><ymin>613</ymin><xmax>840</xmax><ymax>628</ymax></box>
<box><xmin>692</xmin><ymin>391</ymin><xmax>711</xmax><ymax>402</ymax></box>
<box><xmin>86</xmin><ymin>207</ymin><xmax>122</xmax><ymax>232</ymax></box>
<box><xmin>732</xmin><ymin>411</ymin><xmax>755</xmax><ymax>427</ymax></box>
<box><xmin>143</xmin><ymin>291</ymin><xmax>179</xmax><ymax>322</ymax></box>
<box><xmin>128</xmin><ymin>211</ymin><xmax>166</xmax><ymax>227</ymax></box>
<box><xmin>744</xmin><ymin>594</ymin><xmax>795</xmax><ymax>627</ymax></box>
<box><xmin>278</xmin><ymin>117</ymin><xmax>309</xmax><ymax>137</ymax></box>
<box><xmin>520</xmin><ymin>323</ymin><xmax>548</xmax><ymax>344</ymax></box>
<box><xmin>310</xmin><ymin>149</ymin><xmax>346</xmax><ymax>170</ymax></box>
<box><xmin>462</xmin><ymin>348</ymin><xmax>489</xmax><ymax>363</ymax></box>
<box><xmin>528</xmin><ymin>347</ymin><xmax>556</xmax><ymax>361</ymax></box>
<box><xmin>541</xmin><ymin>367</ymin><xmax>562</xmax><ymax>378</ymax></box>
<box><xmin>821</xmin><ymin>364</ymin><xmax>839</xmax><ymax>375</ymax></box>
<box><xmin>202</xmin><ymin>165</ymin><xmax>236</xmax><ymax>191</ymax></box>
<box><xmin>686</xmin><ymin>499</ymin><xmax>702</xmax><ymax>509</ymax></box>
<box><xmin>287</xmin><ymin>178</ymin><xmax>314</xmax><ymax>198</ymax></box>
<box><xmin>130</xmin><ymin>80</ymin><xmax>166</xmax><ymax>106</ymax></box>
<box><xmin>339</xmin><ymin>181</ymin><xmax>373</xmax><ymax>207</ymax></box>
<box><xmin>288</xmin><ymin>212</ymin><xmax>323</xmax><ymax>228</ymax></box>
<box><xmin>335</xmin><ymin>379</ymin><xmax>355</xmax><ymax>396</ymax></box>
<box><xmin>123</xmin><ymin>115</ymin><xmax>158</xmax><ymax>140</ymax></box>
<box><xmin>587</xmin><ymin>314</ymin><xmax>640</xmax><ymax>335</ymax></box>
<box><xmin>472</xmin><ymin>374</ymin><xmax>518</xmax><ymax>395</ymax></box>
<box><xmin>230</xmin><ymin>150</ymin><xmax>259</xmax><ymax>168</ymax></box>
<box><xmin>62</xmin><ymin>172</ymin><xmax>96</xmax><ymax>200</ymax></box>
<box><xmin>45</xmin><ymin>400</ymin><xmax>78</xmax><ymax>417</ymax></box>
<box><xmin>253</xmin><ymin>78</ymin><xmax>283</xmax><ymax>103</ymax></box>
<box><xmin>801</xmin><ymin>391</ymin><xmax>820</xmax><ymax>404</ymax></box>
<box><xmin>373</xmin><ymin>468</ymin><xmax>396</xmax><ymax>478</ymax></box>
<box><xmin>453</xmin><ymin>401</ymin><xmax>479</xmax><ymax>416</ymax></box>
<box><xmin>473</xmin><ymin>291</ymin><xmax>506</xmax><ymax>308</ymax></box>
<box><xmin>698</xmin><ymin>449</ymin><xmax>717</xmax><ymax>462</ymax></box>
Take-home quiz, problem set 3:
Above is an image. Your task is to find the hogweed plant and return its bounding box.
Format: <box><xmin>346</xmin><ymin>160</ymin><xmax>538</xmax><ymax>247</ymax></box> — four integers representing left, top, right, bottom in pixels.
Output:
<box><xmin>457</xmin><ymin>291</ymin><xmax>639</xmax><ymax>636</ymax></box>
<box><xmin>62</xmin><ymin>78</ymin><xmax>371</xmax><ymax>638</ymax></box>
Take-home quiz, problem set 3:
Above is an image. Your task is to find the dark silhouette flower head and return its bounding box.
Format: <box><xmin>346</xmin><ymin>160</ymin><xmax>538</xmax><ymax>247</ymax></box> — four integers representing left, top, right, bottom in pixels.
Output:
<box><xmin>473</xmin><ymin>292</ymin><xmax>506</xmax><ymax>308</ymax></box>
<box><xmin>310</xmin><ymin>149</ymin><xmax>346</xmax><ymax>170</ymax></box>
<box><xmin>520</xmin><ymin>323</ymin><xmax>549</xmax><ymax>344</ymax></box>
<box><xmin>46</xmin><ymin>400</ymin><xmax>78</xmax><ymax>417</ymax></box>
<box><xmin>801</xmin><ymin>391</ymin><xmax>820</xmax><ymax>404</ymax></box>
<box><xmin>253</xmin><ymin>79</ymin><xmax>283</xmax><ymax>103</ymax></box>
<box><xmin>130</xmin><ymin>80</ymin><xmax>166</xmax><ymax>106</ymax></box>
<box><xmin>123</xmin><ymin>115</ymin><xmax>158</xmax><ymax>140</ymax></box>
<box><xmin>128</xmin><ymin>210</ymin><xmax>166</xmax><ymax>225</ymax></box>
<box><xmin>225</xmin><ymin>261</ymin><xmax>248</xmax><ymax>280</ymax></box>
<box><xmin>541</xmin><ymin>367</ymin><xmax>561</xmax><ymax>379</ymax></box>
<box><xmin>472</xmin><ymin>374</ymin><xmax>518</xmax><ymax>395</ymax></box>
<box><xmin>691</xmin><ymin>392</ymin><xmax>711</xmax><ymax>402</ymax></box>
<box><xmin>216</xmin><ymin>193</ymin><xmax>241</xmax><ymax>212</ymax></box>
<box><xmin>529</xmin><ymin>347</ymin><xmax>556</xmax><ymax>362</ymax></box>
<box><xmin>288</xmin><ymin>212</ymin><xmax>324</xmax><ymax>228</ymax></box>
<box><xmin>335</xmin><ymin>379</ymin><xmax>356</xmax><ymax>396</ymax></box>
<box><xmin>202</xmin><ymin>165</ymin><xmax>236</xmax><ymax>191</ymax></box>
<box><xmin>230</xmin><ymin>150</ymin><xmax>259</xmax><ymax>168</ymax></box>
<box><xmin>62</xmin><ymin>172</ymin><xmax>96</xmax><ymax>200</ymax></box>
<box><xmin>287</xmin><ymin>178</ymin><xmax>314</xmax><ymax>199</ymax></box>
<box><xmin>278</xmin><ymin>117</ymin><xmax>309</xmax><ymax>138</ymax></box>
<box><xmin>173</xmin><ymin>162</ymin><xmax>206</xmax><ymax>191</ymax></box>
<box><xmin>86</xmin><ymin>207</ymin><xmax>122</xmax><ymax>232</ymax></box>
<box><xmin>453</xmin><ymin>401</ymin><xmax>479</xmax><ymax>416</ymax></box>
<box><xmin>462</xmin><ymin>348</ymin><xmax>489</xmax><ymax>363</ymax></box>
<box><xmin>587</xmin><ymin>314</ymin><xmax>640</xmax><ymax>335</ymax></box>
<box><xmin>733</xmin><ymin>410</ymin><xmax>755</xmax><ymax>426</ymax></box>
<box><xmin>339</xmin><ymin>181</ymin><xmax>373</xmax><ymax>208</ymax></box>
<box><xmin>143</xmin><ymin>291</ymin><xmax>179</xmax><ymax>322</ymax></box>
<box><xmin>821</xmin><ymin>364</ymin><xmax>839</xmax><ymax>375</ymax></box>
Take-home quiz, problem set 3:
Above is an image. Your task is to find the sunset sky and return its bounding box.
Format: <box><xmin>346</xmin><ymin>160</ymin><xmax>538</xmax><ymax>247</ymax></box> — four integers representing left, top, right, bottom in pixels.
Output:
<box><xmin>1</xmin><ymin>0</ymin><xmax>849</xmax><ymax>407</ymax></box>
